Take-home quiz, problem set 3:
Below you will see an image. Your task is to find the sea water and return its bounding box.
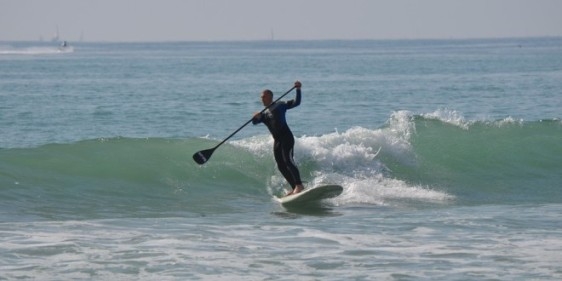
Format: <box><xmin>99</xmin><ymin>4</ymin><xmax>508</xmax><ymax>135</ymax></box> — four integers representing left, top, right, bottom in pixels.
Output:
<box><xmin>1</xmin><ymin>38</ymin><xmax>561</xmax><ymax>280</ymax></box>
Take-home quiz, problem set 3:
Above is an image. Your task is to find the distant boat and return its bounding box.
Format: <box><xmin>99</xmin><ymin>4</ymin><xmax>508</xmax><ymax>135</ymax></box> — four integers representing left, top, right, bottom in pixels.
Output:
<box><xmin>58</xmin><ymin>41</ymin><xmax>72</xmax><ymax>53</ymax></box>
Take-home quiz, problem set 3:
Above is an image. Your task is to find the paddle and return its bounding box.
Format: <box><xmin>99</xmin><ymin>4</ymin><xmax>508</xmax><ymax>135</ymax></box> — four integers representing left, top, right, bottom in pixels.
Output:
<box><xmin>193</xmin><ymin>85</ymin><xmax>297</xmax><ymax>165</ymax></box>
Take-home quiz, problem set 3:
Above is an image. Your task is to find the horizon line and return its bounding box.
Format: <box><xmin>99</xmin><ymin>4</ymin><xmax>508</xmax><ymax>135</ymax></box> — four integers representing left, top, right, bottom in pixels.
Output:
<box><xmin>2</xmin><ymin>35</ymin><xmax>561</xmax><ymax>44</ymax></box>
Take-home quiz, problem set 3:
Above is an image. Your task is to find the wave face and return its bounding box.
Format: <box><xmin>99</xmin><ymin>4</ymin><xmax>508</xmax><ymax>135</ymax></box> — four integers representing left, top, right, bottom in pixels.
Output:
<box><xmin>0</xmin><ymin>138</ymin><xmax>266</xmax><ymax>221</ymax></box>
<box><xmin>2</xmin><ymin>111</ymin><xmax>559</xmax><ymax>221</ymax></box>
<box><xmin>399</xmin><ymin>111</ymin><xmax>562</xmax><ymax>204</ymax></box>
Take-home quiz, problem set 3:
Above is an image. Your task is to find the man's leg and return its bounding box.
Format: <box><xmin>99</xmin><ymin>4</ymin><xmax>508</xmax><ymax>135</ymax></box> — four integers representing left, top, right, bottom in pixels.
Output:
<box><xmin>274</xmin><ymin>141</ymin><xmax>297</xmax><ymax>193</ymax></box>
<box><xmin>280</xmin><ymin>141</ymin><xmax>303</xmax><ymax>195</ymax></box>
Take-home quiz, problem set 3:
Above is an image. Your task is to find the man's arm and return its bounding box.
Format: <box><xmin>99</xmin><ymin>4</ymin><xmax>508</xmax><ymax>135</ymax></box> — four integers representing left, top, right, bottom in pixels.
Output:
<box><xmin>287</xmin><ymin>81</ymin><xmax>302</xmax><ymax>109</ymax></box>
<box><xmin>252</xmin><ymin>112</ymin><xmax>263</xmax><ymax>125</ymax></box>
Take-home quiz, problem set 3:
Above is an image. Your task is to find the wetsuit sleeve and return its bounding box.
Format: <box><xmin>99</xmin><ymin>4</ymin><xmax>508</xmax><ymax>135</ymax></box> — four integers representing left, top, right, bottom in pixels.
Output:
<box><xmin>252</xmin><ymin>114</ymin><xmax>263</xmax><ymax>125</ymax></box>
<box><xmin>286</xmin><ymin>88</ymin><xmax>301</xmax><ymax>109</ymax></box>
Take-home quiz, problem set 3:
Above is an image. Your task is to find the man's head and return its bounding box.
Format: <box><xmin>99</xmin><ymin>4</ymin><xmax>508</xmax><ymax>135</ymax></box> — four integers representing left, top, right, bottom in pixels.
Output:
<box><xmin>261</xmin><ymin>89</ymin><xmax>273</xmax><ymax>106</ymax></box>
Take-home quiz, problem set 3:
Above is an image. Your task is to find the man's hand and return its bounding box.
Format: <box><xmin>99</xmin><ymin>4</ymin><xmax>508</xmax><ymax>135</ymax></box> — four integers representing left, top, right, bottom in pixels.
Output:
<box><xmin>294</xmin><ymin>81</ymin><xmax>302</xmax><ymax>89</ymax></box>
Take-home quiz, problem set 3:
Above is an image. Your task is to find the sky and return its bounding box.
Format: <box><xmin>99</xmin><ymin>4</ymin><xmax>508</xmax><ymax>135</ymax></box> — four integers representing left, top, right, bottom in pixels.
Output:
<box><xmin>1</xmin><ymin>0</ymin><xmax>562</xmax><ymax>42</ymax></box>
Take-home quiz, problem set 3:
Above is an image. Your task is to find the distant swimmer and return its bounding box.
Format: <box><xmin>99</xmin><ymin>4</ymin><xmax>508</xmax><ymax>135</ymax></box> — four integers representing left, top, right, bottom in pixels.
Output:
<box><xmin>252</xmin><ymin>81</ymin><xmax>304</xmax><ymax>196</ymax></box>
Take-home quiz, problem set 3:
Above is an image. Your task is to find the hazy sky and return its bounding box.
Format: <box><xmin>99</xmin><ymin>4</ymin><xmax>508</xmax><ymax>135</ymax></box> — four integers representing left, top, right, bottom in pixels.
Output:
<box><xmin>1</xmin><ymin>0</ymin><xmax>561</xmax><ymax>42</ymax></box>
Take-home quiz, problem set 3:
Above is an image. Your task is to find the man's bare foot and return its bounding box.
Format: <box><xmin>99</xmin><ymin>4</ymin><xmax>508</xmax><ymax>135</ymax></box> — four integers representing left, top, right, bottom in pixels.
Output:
<box><xmin>293</xmin><ymin>184</ymin><xmax>304</xmax><ymax>195</ymax></box>
<box><xmin>285</xmin><ymin>189</ymin><xmax>294</xmax><ymax>197</ymax></box>
<box><xmin>284</xmin><ymin>185</ymin><xmax>305</xmax><ymax>197</ymax></box>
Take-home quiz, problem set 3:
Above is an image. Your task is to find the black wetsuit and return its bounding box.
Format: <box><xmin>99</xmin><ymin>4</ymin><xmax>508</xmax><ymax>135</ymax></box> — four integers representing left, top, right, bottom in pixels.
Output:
<box><xmin>252</xmin><ymin>89</ymin><xmax>303</xmax><ymax>189</ymax></box>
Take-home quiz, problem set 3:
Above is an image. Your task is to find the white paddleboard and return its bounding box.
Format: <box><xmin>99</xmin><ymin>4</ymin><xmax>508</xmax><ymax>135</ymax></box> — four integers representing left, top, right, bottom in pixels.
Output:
<box><xmin>278</xmin><ymin>184</ymin><xmax>343</xmax><ymax>206</ymax></box>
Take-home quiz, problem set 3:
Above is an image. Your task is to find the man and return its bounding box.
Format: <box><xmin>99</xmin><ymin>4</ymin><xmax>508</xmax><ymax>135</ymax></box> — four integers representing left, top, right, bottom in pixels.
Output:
<box><xmin>252</xmin><ymin>81</ymin><xmax>304</xmax><ymax>196</ymax></box>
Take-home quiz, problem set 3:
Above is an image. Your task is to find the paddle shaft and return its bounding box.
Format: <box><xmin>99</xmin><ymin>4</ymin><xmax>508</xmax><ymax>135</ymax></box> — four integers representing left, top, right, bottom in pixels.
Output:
<box><xmin>194</xmin><ymin>85</ymin><xmax>297</xmax><ymax>163</ymax></box>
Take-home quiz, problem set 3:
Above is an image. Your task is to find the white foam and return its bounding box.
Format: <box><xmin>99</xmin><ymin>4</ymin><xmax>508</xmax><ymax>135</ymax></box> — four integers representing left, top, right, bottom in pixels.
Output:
<box><xmin>417</xmin><ymin>108</ymin><xmax>527</xmax><ymax>129</ymax></box>
<box><xmin>334</xmin><ymin>176</ymin><xmax>454</xmax><ymax>206</ymax></box>
<box><xmin>0</xmin><ymin>46</ymin><xmax>74</xmax><ymax>55</ymax></box>
<box><xmin>421</xmin><ymin>108</ymin><xmax>471</xmax><ymax>129</ymax></box>
<box><xmin>494</xmin><ymin>116</ymin><xmax>524</xmax><ymax>127</ymax></box>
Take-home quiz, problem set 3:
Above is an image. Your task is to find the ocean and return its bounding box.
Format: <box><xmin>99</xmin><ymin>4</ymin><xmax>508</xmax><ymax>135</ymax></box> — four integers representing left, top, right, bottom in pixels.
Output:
<box><xmin>1</xmin><ymin>38</ymin><xmax>561</xmax><ymax>280</ymax></box>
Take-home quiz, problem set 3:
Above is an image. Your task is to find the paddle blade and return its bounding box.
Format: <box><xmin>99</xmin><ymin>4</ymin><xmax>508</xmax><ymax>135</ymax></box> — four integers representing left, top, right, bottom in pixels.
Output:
<box><xmin>193</xmin><ymin>148</ymin><xmax>214</xmax><ymax>165</ymax></box>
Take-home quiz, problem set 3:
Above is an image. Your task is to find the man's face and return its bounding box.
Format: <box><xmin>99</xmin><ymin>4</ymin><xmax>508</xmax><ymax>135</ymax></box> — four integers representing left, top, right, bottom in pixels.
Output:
<box><xmin>261</xmin><ymin>91</ymin><xmax>273</xmax><ymax>106</ymax></box>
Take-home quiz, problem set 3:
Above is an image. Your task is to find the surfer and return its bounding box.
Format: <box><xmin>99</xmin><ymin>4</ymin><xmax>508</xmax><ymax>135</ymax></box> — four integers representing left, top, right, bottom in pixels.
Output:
<box><xmin>252</xmin><ymin>81</ymin><xmax>304</xmax><ymax>196</ymax></box>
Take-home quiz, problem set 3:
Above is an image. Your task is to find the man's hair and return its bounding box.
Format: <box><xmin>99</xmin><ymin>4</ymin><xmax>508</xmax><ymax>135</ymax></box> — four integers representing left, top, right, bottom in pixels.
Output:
<box><xmin>262</xmin><ymin>89</ymin><xmax>273</xmax><ymax>97</ymax></box>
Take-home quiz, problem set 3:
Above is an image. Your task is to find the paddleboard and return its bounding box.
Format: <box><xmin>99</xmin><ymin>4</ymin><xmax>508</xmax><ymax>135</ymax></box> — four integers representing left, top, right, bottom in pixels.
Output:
<box><xmin>278</xmin><ymin>184</ymin><xmax>343</xmax><ymax>206</ymax></box>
